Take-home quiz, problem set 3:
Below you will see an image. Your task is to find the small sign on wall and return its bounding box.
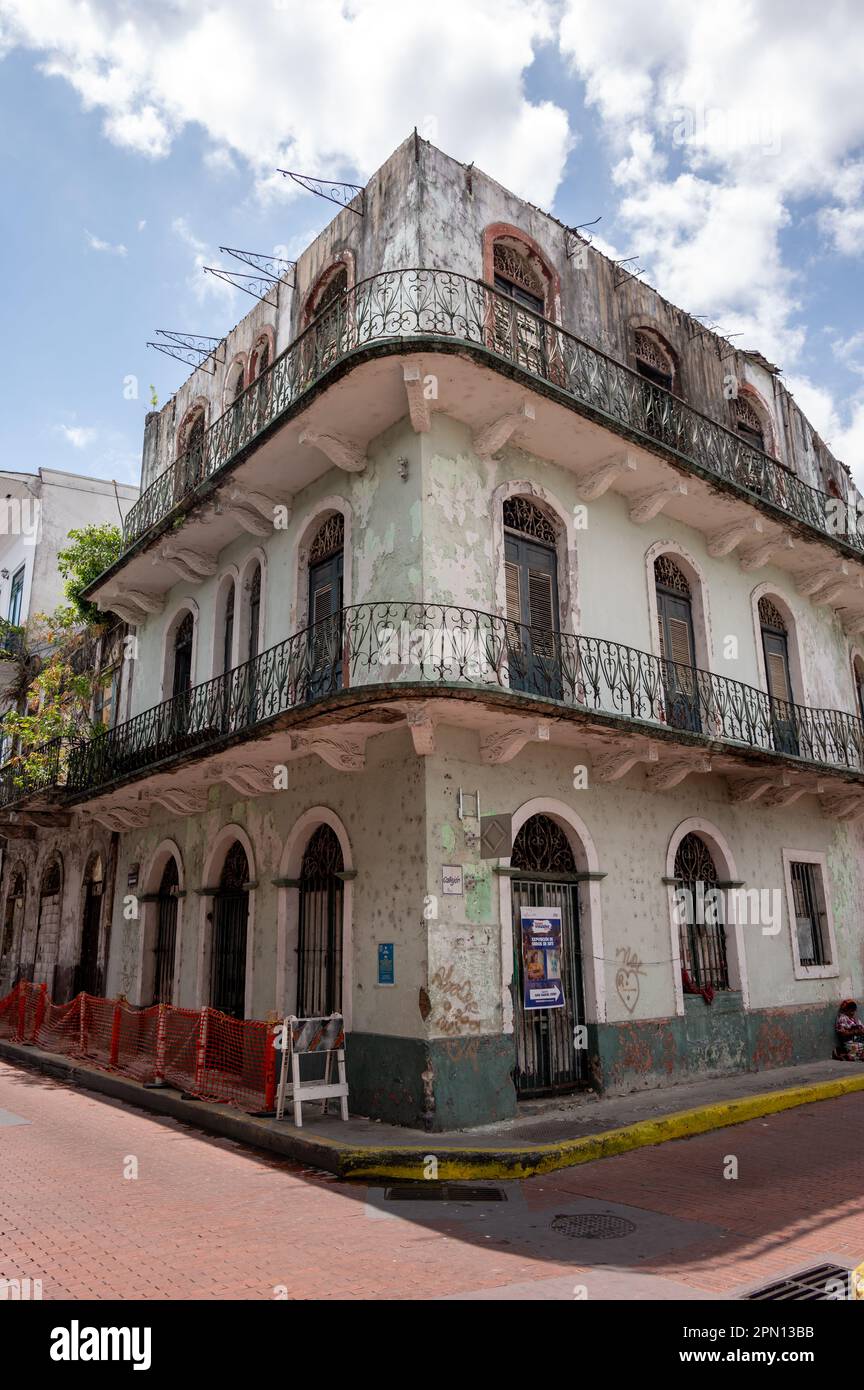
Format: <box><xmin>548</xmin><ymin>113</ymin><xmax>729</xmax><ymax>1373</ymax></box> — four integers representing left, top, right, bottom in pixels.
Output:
<box><xmin>127</xmin><ymin>863</ymin><xmax>139</xmax><ymax>889</ymax></box>
<box><xmin>377</xmin><ymin>942</ymin><xmax>395</xmax><ymax>986</ymax></box>
<box><xmin>442</xmin><ymin>865</ymin><xmax>464</xmax><ymax>896</ymax></box>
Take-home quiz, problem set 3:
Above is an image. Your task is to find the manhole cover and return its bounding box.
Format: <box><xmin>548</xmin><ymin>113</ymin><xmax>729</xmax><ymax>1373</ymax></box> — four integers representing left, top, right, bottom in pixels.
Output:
<box><xmin>743</xmin><ymin>1263</ymin><xmax>851</xmax><ymax>1301</ymax></box>
<box><xmin>384</xmin><ymin>1184</ymin><xmax>507</xmax><ymax>1203</ymax></box>
<box><xmin>551</xmin><ymin>1213</ymin><xmax>636</xmax><ymax>1240</ymax></box>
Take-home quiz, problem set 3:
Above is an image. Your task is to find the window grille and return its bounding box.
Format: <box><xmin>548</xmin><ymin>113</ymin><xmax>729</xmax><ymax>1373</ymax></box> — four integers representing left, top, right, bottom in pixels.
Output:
<box><xmin>309</xmin><ymin>513</ymin><xmax>344</xmax><ymax>563</ymax></box>
<box><xmin>503</xmin><ymin>497</ymin><xmax>557</xmax><ymax>546</ymax></box>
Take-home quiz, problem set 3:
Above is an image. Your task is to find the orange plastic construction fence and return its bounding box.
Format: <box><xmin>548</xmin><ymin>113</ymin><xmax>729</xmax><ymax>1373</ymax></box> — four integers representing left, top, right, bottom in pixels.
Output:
<box><xmin>0</xmin><ymin>981</ymin><xmax>278</xmax><ymax>1112</ymax></box>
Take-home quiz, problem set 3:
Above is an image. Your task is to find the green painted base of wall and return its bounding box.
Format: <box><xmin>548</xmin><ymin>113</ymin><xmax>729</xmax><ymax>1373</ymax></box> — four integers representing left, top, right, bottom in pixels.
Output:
<box><xmin>347</xmin><ymin>1032</ymin><xmax>517</xmax><ymax>1130</ymax></box>
<box><xmin>588</xmin><ymin>1000</ymin><xmax>839</xmax><ymax>1096</ymax></box>
<box><xmin>347</xmin><ymin>1004</ymin><xmax>839</xmax><ymax>1128</ymax></box>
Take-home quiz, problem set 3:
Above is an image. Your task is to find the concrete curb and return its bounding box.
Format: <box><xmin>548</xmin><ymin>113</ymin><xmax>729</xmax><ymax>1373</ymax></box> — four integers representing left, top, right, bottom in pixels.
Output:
<box><xmin>2</xmin><ymin>1036</ymin><xmax>863</xmax><ymax>1181</ymax></box>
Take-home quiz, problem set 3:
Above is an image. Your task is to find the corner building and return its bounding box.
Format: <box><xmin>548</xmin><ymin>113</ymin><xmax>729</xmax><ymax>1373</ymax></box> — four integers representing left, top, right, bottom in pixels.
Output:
<box><xmin>7</xmin><ymin>133</ymin><xmax>864</xmax><ymax>1129</ymax></box>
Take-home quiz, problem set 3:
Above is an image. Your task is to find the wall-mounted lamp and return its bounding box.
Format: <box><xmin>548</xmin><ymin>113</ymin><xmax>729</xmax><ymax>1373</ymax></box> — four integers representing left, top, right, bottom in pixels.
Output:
<box><xmin>397</xmin><ymin>456</ymin><xmax>409</xmax><ymax>481</ymax></box>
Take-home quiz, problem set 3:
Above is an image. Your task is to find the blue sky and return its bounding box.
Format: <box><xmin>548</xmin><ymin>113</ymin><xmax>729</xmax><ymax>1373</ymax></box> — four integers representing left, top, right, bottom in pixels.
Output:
<box><xmin>1</xmin><ymin>0</ymin><xmax>863</xmax><ymax>488</ymax></box>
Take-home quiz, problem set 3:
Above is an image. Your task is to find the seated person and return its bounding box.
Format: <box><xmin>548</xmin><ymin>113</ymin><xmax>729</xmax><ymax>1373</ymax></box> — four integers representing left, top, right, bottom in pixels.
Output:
<box><xmin>835</xmin><ymin>999</ymin><xmax>864</xmax><ymax>1060</ymax></box>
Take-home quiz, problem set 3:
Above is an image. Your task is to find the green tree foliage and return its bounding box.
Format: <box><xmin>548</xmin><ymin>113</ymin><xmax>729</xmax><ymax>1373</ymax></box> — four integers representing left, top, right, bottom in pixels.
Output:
<box><xmin>56</xmin><ymin>523</ymin><xmax>123</xmax><ymax>625</ymax></box>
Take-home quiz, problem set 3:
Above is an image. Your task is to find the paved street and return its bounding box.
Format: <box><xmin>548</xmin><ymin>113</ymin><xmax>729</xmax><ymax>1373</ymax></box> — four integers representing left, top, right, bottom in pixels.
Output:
<box><xmin>2</xmin><ymin>1058</ymin><xmax>863</xmax><ymax>1301</ymax></box>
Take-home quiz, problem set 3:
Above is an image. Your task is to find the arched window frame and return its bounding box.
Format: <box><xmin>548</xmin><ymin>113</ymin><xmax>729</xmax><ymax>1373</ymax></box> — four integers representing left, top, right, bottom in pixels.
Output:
<box><xmin>665</xmin><ymin>818</ymin><xmax>748</xmax><ymax>1016</ymax></box>
<box><xmin>491</xmin><ymin>480</ymin><xmax>578</xmax><ymax>634</ymax></box>
<box><xmin>161</xmin><ymin>602</ymin><xmax>199</xmax><ymax>701</ymax></box>
<box><xmin>645</xmin><ymin>542</ymin><xmax>714</xmax><ymax>672</ymax></box>
<box><xmin>851</xmin><ymin>651</ymin><xmax>864</xmax><ymax>724</ymax></box>
<box><xmin>222</xmin><ymin>354</ymin><xmax>248</xmax><ymax>408</ymax></box>
<box><xmin>276</xmin><ymin>807</ymin><xmax>354</xmax><ymax>1025</ymax></box>
<box><xmin>196</xmin><ymin>825</ymin><xmax>257</xmax><ymax>1018</ymax></box>
<box><xmin>631</xmin><ymin>325</ymin><xmax>677</xmax><ymax>393</ymax></box>
<box><xmin>750</xmin><ymin>585</ymin><xmax>807</xmax><ymax>708</ymax></box>
<box><xmin>212</xmin><ymin>570</ymin><xmax>239</xmax><ymax>676</ymax></box>
<box><xmin>248</xmin><ymin>326</ymin><xmax>276</xmax><ymax>381</ymax></box>
<box><xmin>498</xmin><ymin>798</ymin><xmax>605</xmax><ymax>1029</ymax></box>
<box><xmin>302</xmin><ymin>252</ymin><xmax>356</xmax><ymax>327</ymax></box>
<box><xmin>732</xmin><ymin>384</ymin><xmax>776</xmax><ymax>459</ymax></box>
<box><xmin>481</xmin><ymin>223</ymin><xmax>560</xmax><ymax>323</ymax></box>
<box><xmin>292</xmin><ymin>499</ymin><xmax>353</xmax><ymax>633</ymax></box>
<box><xmin>176</xmin><ymin>398</ymin><xmax>209</xmax><ymax>460</ymax></box>
<box><xmin>239</xmin><ymin>551</ymin><xmax>266</xmax><ymax>664</ymax></box>
<box><xmin>138</xmin><ymin>839</ymin><xmax>186</xmax><ymax>1007</ymax></box>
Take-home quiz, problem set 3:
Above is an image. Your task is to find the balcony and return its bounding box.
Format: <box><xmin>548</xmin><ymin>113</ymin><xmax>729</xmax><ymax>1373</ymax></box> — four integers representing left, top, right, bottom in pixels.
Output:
<box><xmin>114</xmin><ymin>268</ymin><xmax>862</xmax><ymax>571</ymax></box>
<box><xmin>2</xmin><ymin>602</ymin><xmax>864</xmax><ymax>812</ymax></box>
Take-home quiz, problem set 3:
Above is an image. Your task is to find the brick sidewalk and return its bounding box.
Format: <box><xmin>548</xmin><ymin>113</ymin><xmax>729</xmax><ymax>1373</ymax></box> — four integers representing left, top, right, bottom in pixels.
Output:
<box><xmin>1</xmin><ymin>1059</ymin><xmax>863</xmax><ymax>1300</ymax></box>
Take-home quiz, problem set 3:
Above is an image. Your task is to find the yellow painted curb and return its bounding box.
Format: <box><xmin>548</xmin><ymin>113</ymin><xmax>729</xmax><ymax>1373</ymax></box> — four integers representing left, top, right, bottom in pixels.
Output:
<box><xmin>336</xmin><ymin>1072</ymin><xmax>864</xmax><ymax>1181</ymax></box>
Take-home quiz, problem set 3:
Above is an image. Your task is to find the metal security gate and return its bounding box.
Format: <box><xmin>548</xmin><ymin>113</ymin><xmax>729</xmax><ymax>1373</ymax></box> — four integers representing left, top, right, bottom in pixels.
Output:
<box><xmin>211</xmin><ymin>842</ymin><xmax>249</xmax><ymax>1019</ymax></box>
<box><xmin>153</xmin><ymin>858</ymin><xmax>179</xmax><ymax>1004</ymax></box>
<box><xmin>297</xmin><ymin>825</ymin><xmax>344</xmax><ymax>1016</ymax></box>
<box><xmin>512</xmin><ymin>878</ymin><xmax>585</xmax><ymax>1095</ymax></box>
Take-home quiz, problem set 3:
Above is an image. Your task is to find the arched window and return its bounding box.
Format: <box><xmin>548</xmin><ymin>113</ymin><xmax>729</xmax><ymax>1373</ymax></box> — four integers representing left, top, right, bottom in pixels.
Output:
<box><xmin>224</xmin><ymin>359</ymin><xmax>246</xmax><ymax>407</ymax></box>
<box><xmin>221</xmin><ymin>582</ymin><xmax>235</xmax><ymax>675</ymax></box>
<box><xmin>307</xmin><ymin>264</ymin><xmax>348</xmax><ymax>321</ymax></box>
<box><xmin>211</xmin><ymin>841</ymin><xmax>249</xmax><ymax>1019</ymax></box>
<box><xmin>736</xmin><ymin>396</ymin><xmax>766</xmax><ymax>453</ymax></box>
<box><xmin>176</xmin><ymin>404</ymin><xmax>208</xmax><ymax>497</ymax></box>
<box><xmin>854</xmin><ymin>655</ymin><xmax>864</xmax><ymax>724</ymax></box>
<box><xmin>493</xmin><ymin>242</ymin><xmax>545</xmax><ymax>315</ymax></box>
<box><xmin>77</xmin><ymin>854</ymin><xmax>103</xmax><ymax>997</ymax></box>
<box><xmin>633</xmin><ymin>329</ymin><xmax>675</xmax><ymax>392</ymax></box>
<box><xmin>510</xmin><ymin>814</ymin><xmax>586</xmax><ymax>1095</ymax></box>
<box><xmin>503</xmin><ymin>497</ymin><xmax>560</xmax><ymax>698</ymax></box>
<box><xmin>307</xmin><ymin>514</ymin><xmax>344</xmax><ymax>697</ymax></box>
<box><xmin>654</xmin><ymin>556</ymin><xmax>699</xmax><ymax>731</ymax></box>
<box><xmin>759</xmin><ymin>596</ymin><xmax>798</xmax><ymax>754</ymax></box>
<box><xmin>153</xmin><ymin>856</ymin><xmax>180</xmax><ymax>1005</ymax></box>
<box><xmin>246</xmin><ymin>563</ymin><xmax>261</xmax><ymax>664</ymax></box>
<box><xmin>297</xmin><ymin>825</ymin><xmax>344</xmax><ymax>1016</ymax></box>
<box><xmin>250</xmin><ymin>335</ymin><xmax>271</xmax><ymax>379</ymax></box>
<box><xmin>172</xmin><ymin>611</ymin><xmax>195</xmax><ymax>697</ymax></box>
<box><xmin>32</xmin><ymin>859</ymin><xmax>62</xmax><ymax>986</ymax></box>
<box><xmin>1</xmin><ymin>868</ymin><xmax>26</xmax><ymax>987</ymax></box>
<box><xmin>674</xmin><ymin>832</ymin><xmax>729</xmax><ymax>992</ymax></box>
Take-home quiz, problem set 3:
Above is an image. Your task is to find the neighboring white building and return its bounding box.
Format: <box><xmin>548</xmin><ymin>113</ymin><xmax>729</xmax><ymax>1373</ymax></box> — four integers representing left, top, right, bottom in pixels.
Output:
<box><xmin>0</xmin><ymin>468</ymin><xmax>139</xmax><ymax>629</ymax></box>
<box><xmin>2</xmin><ymin>136</ymin><xmax>864</xmax><ymax>1129</ymax></box>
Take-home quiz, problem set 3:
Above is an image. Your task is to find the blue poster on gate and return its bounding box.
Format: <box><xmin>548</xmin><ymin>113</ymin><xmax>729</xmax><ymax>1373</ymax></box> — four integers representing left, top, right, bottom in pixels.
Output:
<box><xmin>520</xmin><ymin>906</ymin><xmax>565</xmax><ymax>1010</ymax></box>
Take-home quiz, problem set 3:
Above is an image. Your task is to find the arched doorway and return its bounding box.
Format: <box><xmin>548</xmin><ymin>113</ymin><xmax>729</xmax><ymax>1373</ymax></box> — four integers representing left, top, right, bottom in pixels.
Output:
<box><xmin>306</xmin><ymin>514</ymin><xmax>344</xmax><ymax>698</ymax></box>
<box><xmin>503</xmin><ymin>496</ymin><xmax>561</xmax><ymax>698</ymax></box>
<box><xmin>491</xmin><ymin>240</ymin><xmax>548</xmax><ymax>375</ymax></box>
<box><xmin>297</xmin><ymin>825</ymin><xmax>344</xmax><ymax>1016</ymax></box>
<box><xmin>77</xmin><ymin>855</ymin><xmax>103</xmax><ymax>996</ymax></box>
<box><xmin>33</xmin><ymin>859</ymin><xmax>62</xmax><ymax>986</ymax></box>
<box><xmin>0</xmin><ymin>869</ymin><xmax>25</xmax><ymax>989</ymax></box>
<box><xmin>759</xmin><ymin>596</ymin><xmax>798</xmax><ymax>755</ymax></box>
<box><xmin>655</xmin><ymin>555</ymin><xmax>700</xmax><ymax>731</ymax></box>
<box><xmin>674</xmin><ymin>832</ymin><xmax>729</xmax><ymax>991</ymax></box>
<box><xmin>153</xmin><ymin>857</ymin><xmax>180</xmax><ymax>1005</ymax></box>
<box><xmin>510</xmin><ymin>814</ymin><xmax>586</xmax><ymax>1096</ymax></box>
<box><xmin>210</xmin><ymin>842</ymin><xmax>249</xmax><ymax>1019</ymax></box>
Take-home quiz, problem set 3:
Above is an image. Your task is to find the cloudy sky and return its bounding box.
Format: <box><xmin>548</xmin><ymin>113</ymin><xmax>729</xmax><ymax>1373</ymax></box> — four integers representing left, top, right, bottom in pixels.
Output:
<box><xmin>1</xmin><ymin>0</ymin><xmax>863</xmax><ymax>486</ymax></box>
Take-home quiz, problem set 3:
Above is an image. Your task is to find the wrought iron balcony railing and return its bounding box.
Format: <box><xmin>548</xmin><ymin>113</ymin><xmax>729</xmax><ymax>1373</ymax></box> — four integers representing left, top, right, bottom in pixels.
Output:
<box><xmin>2</xmin><ymin>603</ymin><xmax>863</xmax><ymax>810</ymax></box>
<box><xmin>120</xmin><ymin>268</ymin><xmax>862</xmax><ymax>559</ymax></box>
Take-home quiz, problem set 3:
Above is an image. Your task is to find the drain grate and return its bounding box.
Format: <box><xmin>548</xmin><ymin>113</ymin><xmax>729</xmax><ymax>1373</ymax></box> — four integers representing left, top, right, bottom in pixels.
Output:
<box><xmin>743</xmin><ymin>1263</ymin><xmax>851</xmax><ymax>1301</ymax></box>
<box><xmin>551</xmin><ymin>1212</ymin><xmax>636</xmax><ymax>1240</ymax></box>
<box><xmin>384</xmin><ymin>1184</ymin><xmax>507</xmax><ymax>1203</ymax></box>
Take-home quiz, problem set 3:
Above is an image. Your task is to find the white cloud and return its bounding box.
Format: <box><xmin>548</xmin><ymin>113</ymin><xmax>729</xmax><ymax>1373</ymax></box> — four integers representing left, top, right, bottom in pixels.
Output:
<box><xmin>0</xmin><ymin>0</ymin><xmax>570</xmax><ymax>206</ymax></box>
<box><xmin>171</xmin><ymin>216</ymin><xmax>237</xmax><ymax>306</ymax></box>
<box><xmin>558</xmin><ymin>0</ymin><xmax>864</xmax><ymax>470</ymax></box>
<box><xmin>56</xmin><ymin>424</ymin><xmax>97</xmax><ymax>449</ymax></box>
<box><xmin>84</xmin><ymin>229</ymin><xmax>127</xmax><ymax>256</ymax></box>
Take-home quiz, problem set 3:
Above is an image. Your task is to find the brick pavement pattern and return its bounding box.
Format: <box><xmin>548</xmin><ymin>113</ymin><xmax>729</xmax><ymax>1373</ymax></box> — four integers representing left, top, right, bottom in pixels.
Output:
<box><xmin>1</xmin><ymin>1060</ymin><xmax>863</xmax><ymax>1300</ymax></box>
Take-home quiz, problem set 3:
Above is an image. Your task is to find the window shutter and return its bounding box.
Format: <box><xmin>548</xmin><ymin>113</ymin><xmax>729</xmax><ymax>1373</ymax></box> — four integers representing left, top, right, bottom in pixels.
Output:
<box><xmin>505</xmin><ymin>562</ymin><xmax>521</xmax><ymax>624</ymax></box>
<box><xmin>766</xmin><ymin>649</ymin><xmax>791</xmax><ymax>703</ymax></box>
<box><xmin>313</xmin><ymin>583</ymin><xmax>334</xmax><ymax>625</ymax></box>
<box><xmin>668</xmin><ymin>617</ymin><xmax>692</xmax><ymax>667</ymax></box>
<box><xmin>527</xmin><ymin>569</ymin><xmax>554</xmax><ymax>631</ymax></box>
